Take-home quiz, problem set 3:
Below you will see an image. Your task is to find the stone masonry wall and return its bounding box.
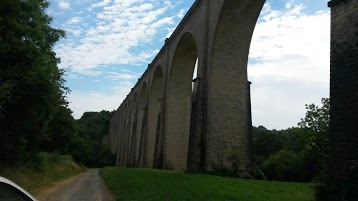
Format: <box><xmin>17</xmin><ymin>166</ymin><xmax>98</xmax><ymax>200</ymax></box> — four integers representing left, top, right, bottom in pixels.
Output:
<box><xmin>329</xmin><ymin>0</ymin><xmax>358</xmax><ymax>200</ymax></box>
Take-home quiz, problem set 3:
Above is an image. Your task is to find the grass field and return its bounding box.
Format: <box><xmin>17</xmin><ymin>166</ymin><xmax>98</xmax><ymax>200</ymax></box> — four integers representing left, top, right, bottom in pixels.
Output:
<box><xmin>100</xmin><ymin>167</ymin><xmax>314</xmax><ymax>201</ymax></box>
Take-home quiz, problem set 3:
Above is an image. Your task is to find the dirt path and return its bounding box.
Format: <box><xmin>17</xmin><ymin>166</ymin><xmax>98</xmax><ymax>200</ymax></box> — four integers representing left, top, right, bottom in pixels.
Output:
<box><xmin>35</xmin><ymin>169</ymin><xmax>114</xmax><ymax>201</ymax></box>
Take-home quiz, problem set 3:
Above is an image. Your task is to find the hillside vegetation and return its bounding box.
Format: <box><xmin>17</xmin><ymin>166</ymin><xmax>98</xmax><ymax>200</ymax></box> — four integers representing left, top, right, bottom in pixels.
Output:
<box><xmin>100</xmin><ymin>167</ymin><xmax>314</xmax><ymax>201</ymax></box>
<box><xmin>0</xmin><ymin>152</ymin><xmax>85</xmax><ymax>194</ymax></box>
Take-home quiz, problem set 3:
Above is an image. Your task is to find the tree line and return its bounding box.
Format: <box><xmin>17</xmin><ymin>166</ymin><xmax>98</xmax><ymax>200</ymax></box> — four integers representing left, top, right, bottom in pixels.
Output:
<box><xmin>0</xmin><ymin>0</ymin><xmax>115</xmax><ymax>167</ymax></box>
<box><xmin>253</xmin><ymin>98</ymin><xmax>329</xmax><ymax>182</ymax></box>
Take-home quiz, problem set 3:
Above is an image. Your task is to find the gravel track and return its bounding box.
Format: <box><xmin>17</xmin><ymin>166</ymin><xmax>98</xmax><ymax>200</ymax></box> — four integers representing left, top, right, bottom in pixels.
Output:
<box><xmin>36</xmin><ymin>169</ymin><xmax>114</xmax><ymax>201</ymax></box>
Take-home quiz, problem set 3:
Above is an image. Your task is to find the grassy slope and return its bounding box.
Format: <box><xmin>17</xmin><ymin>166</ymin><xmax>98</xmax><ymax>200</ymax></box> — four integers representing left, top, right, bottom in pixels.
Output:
<box><xmin>0</xmin><ymin>153</ymin><xmax>85</xmax><ymax>194</ymax></box>
<box><xmin>100</xmin><ymin>167</ymin><xmax>314</xmax><ymax>201</ymax></box>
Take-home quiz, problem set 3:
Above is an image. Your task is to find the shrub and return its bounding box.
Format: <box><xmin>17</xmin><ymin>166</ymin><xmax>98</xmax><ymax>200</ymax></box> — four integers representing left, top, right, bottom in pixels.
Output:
<box><xmin>250</xmin><ymin>165</ymin><xmax>267</xmax><ymax>180</ymax></box>
<box><xmin>261</xmin><ymin>150</ymin><xmax>303</xmax><ymax>181</ymax></box>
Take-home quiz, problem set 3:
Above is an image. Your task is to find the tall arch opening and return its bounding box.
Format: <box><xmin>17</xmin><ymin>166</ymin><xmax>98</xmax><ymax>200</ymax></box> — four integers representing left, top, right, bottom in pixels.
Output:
<box><xmin>164</xmin><ymin>33</ymin><xmax>198</xmax><ymax>170</ymax></box>
<box><xmin>192</xmin><ymin>59</ymin><xmax>199</xmax><ymax>101</ymax></box>
<box><xmin>147</xmin><ymin>66</ymin><xmax>164</xmax><ymax>168</ymax></box>
<box><xmin>136</xmin><ymin>82</ymin><xmax>148</xmax><ymax>166</ymax></box>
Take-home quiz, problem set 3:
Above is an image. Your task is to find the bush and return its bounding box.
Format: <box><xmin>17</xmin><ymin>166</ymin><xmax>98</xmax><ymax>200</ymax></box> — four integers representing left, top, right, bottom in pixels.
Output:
<box><xmin>250</xmin><ymin>165</ymin><xmax>267</xmax><ymax>180</ymax></box>
<box><xmin>261</xmin><ymin>150</ymin><xmax>303</xmax><ymax>181</ymax></box>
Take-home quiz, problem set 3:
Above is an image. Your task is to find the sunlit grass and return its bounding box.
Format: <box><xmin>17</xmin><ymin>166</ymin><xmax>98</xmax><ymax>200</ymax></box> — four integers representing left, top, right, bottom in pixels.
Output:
<box><xmin>100</xmin><ymin>167</ymin><xmax>314</xmax><ymax>201</ymax></box>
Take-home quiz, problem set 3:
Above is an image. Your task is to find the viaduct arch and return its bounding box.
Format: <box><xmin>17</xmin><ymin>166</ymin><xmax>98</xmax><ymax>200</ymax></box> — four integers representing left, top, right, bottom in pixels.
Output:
<box><xmin>109</xmin><ymin>0</ymin><xmax>358</xmax><ymax>191</ymax></box>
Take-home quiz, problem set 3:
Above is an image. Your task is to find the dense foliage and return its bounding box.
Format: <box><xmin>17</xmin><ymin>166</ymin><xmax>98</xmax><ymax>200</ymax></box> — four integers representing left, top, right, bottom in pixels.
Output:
<box><xmin>0</xmin><ymin>0</ymin><xmax>115</xmax><ymax>168</ymax></box>
<box><xmin>37</xmin><ymin>109</ymin><xmax>116</xmax><ymax>167</ymax></box>
<box><xmin>69</xmin><ymin>111</ymin><xmax>116</xmax><ymax>167</ymax></box>
<box><xmin>253</xmin><ymin>98</ymin><xmax>329</xmax><ymax>182</ymax></box>
<box><xmin>0</xmin><ymin>0</ymin><xmax>66</xmax><ymax>163</ymax></box>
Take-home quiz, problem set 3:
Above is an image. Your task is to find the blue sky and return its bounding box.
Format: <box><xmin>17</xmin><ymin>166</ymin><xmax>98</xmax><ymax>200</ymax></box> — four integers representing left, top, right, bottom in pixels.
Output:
<box><xmin>46</xmin><ymin>0</ymin><xmax>330</xmax><ymax>129</ymax></box>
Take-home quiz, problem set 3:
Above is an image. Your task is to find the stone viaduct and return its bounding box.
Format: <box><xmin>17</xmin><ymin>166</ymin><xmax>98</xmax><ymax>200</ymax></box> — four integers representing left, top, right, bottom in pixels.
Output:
<box><xmin>109</xmin><ymin>0</ymin><xmax>262</xmax><ymax>173</ymax></box>
<box><xmin>109</xmin><ymin>0</ymin><xmax>358</xmax><ymax>189</ymax></box>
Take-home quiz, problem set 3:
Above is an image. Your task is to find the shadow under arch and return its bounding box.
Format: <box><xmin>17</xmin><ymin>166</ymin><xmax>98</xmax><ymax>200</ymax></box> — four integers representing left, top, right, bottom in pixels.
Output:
<box><xmin>164</xmin><ymin>32</ymin><xmax>198</xmax><ymax>170</ymax></box>
<box><xmin>129</xmin><ymin>92</ymin><xmax>138</xmax><ymax>166</ymax></box>
<box><xmin>120</xmin><ymin>101</ymin><xmax>131</xmax><ymax>166</ymax></box>
<box><xmin>123</xmin><ymin>99</ymin><xmax>131</xmax><ymax>166</ymax></box>
<box><xmin>145</xmin><ymin>65</ymin><xmax>164</xmax><ymax>168</ymax></box>
<box><xmin>136</xmin><ymin>82</ymin><xmax>148</xmax><ymax>166</ymax></box>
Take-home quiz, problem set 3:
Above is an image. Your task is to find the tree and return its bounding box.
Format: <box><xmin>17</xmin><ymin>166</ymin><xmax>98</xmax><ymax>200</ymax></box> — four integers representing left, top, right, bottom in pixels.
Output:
<box><xmin>253</xmin><ymin>98</ymin><xmax>329</xmax><ymax>182</ymax></box>
<box><xmin>298</xmin><ymin>98</ymin><xmax>330</xmax><ymax>179</ymax></box>
<box><xmin>0</xmin><ymin>0</ymin><xmax>66</xmax><ymax>163</ymax></box>
<box><xmin>40</xmin><ymin>101</ymin><xmax>76</xmax><ymax>153</ymax></box>
<box><xmin>63</xmin><ymin>110</ymin><xmax>116</xmax><ymax>167</ymax></box>
<box><xmin>253</xmin><ymin>126</ymin><xmax>283</xmax><ymax>158</ymax></box>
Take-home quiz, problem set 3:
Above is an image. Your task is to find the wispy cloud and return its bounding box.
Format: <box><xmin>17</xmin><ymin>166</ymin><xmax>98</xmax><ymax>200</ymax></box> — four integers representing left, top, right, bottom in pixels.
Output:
<box><xmin>106</xmin><ymin>72</ymin><xmax>139</xmax><ymax>80</ymax></box>
<box><xmin>58</xmin><ymin>0</ymin><xmax>70</xmax><ymax>10</ymax></box>
<box><xmin>56</xmin><ymin>1</ymin><xmax>176</xmax><ymax>75</ymax></box>
<box><xmin>65</xmin><ymin>28</ymin><xmax>82</xmax><ymax>37</ymax></box>
<box><xmin>177</xmin><ymin>8</ymin><xmax>187</xmax><ymax>18</ymax></box>
<box><xmin>66</xmin><ymin>17</ymin><xmax>83</xmax><ymax>25</ymax></box>
<box><xmin>91</xmin><ymin>0</ymin><xmax>112</xmax><ymax>8</ymax></box>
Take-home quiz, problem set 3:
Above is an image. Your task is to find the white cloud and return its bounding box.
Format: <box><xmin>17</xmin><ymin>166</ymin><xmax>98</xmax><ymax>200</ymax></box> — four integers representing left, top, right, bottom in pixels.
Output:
<box><xmin>92</xmin><ymin>0</ymin><xmax>112</xmax><ymax>8</ymax></box>
<box><xmin>58</xmin><ymin>0</ymin><xmax>70</xmax><ymax>10</ymax></box>
<box><xmin>56</xmin><ymin>1</ymin><xmax>176</xmax><ymax>74</ymax></box>
<box><xmin>67</xmin><ymin>82</ymin><xmax>133</xmax><ymax>119</ymax></box>
<box><xmin>177</xmin><ymin>8</ymin><xmax>187</xmax><ymax>18</ymax></box>
<box><xmin>152</xmin><ymin>17</ymin><xmax>174</xmax><ymax>28</ymax></box>
<box><xmin>285</xmin><ymin>0</ymin><xmax>296</xmax><ymax>9</ymax></box>
<box><xmin>139</xmin><ymin>49</ymin><xmax>160</xmax><ymax>60</ymax></box>
<box><xmin>106</xmin><ymin>72</ymin><xmax>138</xmax><ymax>80</ymax></box>
<box><xmin>65</xmin><ymin>73</ymin><xmax>84</xmax><ymax>80</ymax></box>
<box><xmin>66</xmin><ymin>28</ymin><xmax>82</xmax><ymax>37</ymax></box>
<box><xmin>165</xmin><ymin>27</ymin><xmax>176</xmax><ymax>38</ymax></box>
<box><xmin>248</xmin><ymin>3</ymin><xmax>330</xmax><ymax>129</ymax></box>
<box><xmin>67</xmin><ymin>17</ymin><xmax>83</xmax><ymax>25</ymax></box>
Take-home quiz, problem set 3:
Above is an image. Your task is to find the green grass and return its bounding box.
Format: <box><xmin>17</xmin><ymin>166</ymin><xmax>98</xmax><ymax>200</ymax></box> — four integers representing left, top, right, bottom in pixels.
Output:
<box><xmin>100</xmin><ymin>167</ymin><xmax>314</xmax><ymax>201</ymax></box>
<box><xmin>0</xmin><ymin>152</ymin><xmax>85</xmax><ymax>194</ymax></box>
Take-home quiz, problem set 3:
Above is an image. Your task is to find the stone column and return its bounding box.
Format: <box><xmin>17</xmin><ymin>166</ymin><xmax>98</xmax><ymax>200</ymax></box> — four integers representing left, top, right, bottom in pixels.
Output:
<box><xmin>328</xmin><ymin>0</ymin><xmax>358</xmax><ymax>200</ymax></box>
